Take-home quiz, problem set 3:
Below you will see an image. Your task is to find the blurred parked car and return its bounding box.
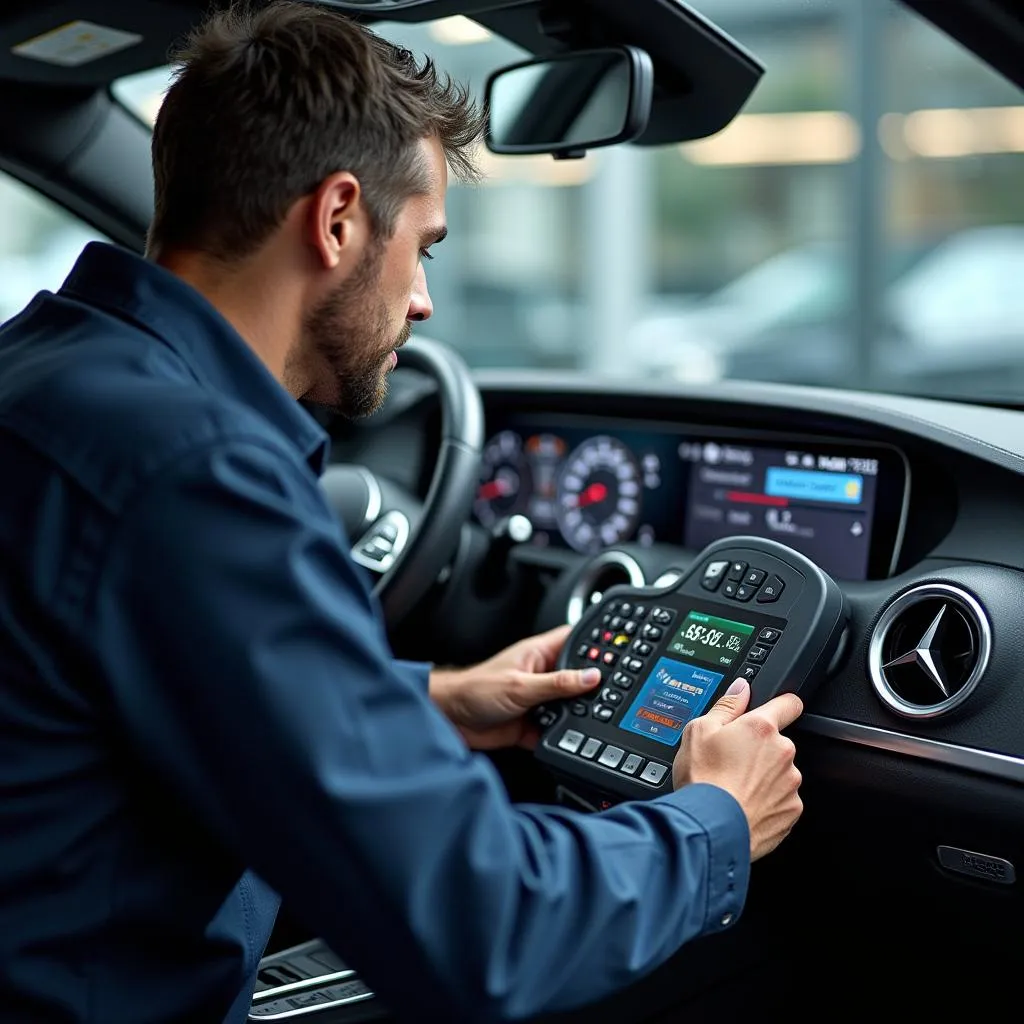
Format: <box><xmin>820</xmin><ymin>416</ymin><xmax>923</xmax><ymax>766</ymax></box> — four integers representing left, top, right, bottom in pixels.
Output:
<box><xmin>630</xmin><ymin>227</ymin><xmax>1024</xmax><ymax>396</ymax></box>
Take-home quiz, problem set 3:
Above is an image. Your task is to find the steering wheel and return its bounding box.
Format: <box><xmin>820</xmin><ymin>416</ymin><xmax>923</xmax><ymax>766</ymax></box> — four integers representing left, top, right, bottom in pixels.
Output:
<box><xmin>319</xmin><ymin>338</ymin><xmax>484</xmax><ymax>626</ymax></box>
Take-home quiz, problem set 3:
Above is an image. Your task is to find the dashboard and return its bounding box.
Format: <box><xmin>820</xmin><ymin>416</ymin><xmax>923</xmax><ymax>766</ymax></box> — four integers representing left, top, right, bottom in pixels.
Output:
<box><xmin>475</xmin><ymin>415</ymin><xmax>909</xmax><ymax>580</ymax></box>
<box><xmin>331</xmin><ymin>367</ymin><xmax>1024</xmax><ymax>996</ymax></box>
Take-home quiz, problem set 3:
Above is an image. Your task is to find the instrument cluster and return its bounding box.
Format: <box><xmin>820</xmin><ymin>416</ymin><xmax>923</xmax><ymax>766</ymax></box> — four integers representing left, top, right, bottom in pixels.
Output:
<box><xmin>475</xmin><ymin>426</ymin><xmax>672</xmax><ymax>554</ymax></box>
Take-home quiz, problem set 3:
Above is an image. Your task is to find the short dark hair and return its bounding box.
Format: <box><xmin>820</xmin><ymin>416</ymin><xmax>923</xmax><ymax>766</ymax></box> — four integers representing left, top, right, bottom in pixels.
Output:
<box><xmin>147</xmin><ymin>1</ymin><xmax>484</xmax><ymax>260</ymax></box>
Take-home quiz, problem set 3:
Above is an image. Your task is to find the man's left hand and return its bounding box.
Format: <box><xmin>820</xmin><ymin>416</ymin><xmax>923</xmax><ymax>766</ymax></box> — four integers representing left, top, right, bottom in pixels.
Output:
<box><xmin>430</xmin><ymin>625</ymin><xmax>601</xmax><ymax>750</ymax></box>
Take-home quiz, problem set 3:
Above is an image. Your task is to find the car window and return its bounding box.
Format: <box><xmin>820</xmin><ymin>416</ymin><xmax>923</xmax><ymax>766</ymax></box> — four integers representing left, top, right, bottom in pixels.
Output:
<box><xmin>0</xmin><ymin>172</ymin><xmax>107</xmax><ymax>325</ymax></box>
<box><xmin>112</xmin><ymin>6</ymin><xmax>1024</xmax><ymax>403</ymax></box>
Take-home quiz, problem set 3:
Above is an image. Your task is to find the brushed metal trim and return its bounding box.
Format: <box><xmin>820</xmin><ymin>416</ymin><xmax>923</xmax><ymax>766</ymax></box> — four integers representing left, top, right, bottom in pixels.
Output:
<box><xmin>801</xmin><ymin>714</ymin><xmax>1024</xmax><ymax>785</ymax></box>
<box><xmin>249</xmin><ymin>990</ymin><xmax>375</xmax><ymax>1020</ymax></box>
<box><xmin>867</xmin><ymin>583</ymin><xmax>992</xmax><ymax>718</ymax></box>
<box><xmin>566</xmin><ymin>550</ymin><xmax>645</xmax><ymax>625</ymax></box>
<box><xmin>251</xmin><ymin>971</ymin><xmax>357</xmax><ymax>1004</ymax></box>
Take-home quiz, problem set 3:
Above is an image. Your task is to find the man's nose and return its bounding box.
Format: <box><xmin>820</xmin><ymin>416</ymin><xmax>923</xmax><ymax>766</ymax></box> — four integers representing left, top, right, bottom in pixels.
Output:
<box><xmin>407</xmin><ymin>263</ymin><xmax>433</xmax><ymax>323</ymax></box>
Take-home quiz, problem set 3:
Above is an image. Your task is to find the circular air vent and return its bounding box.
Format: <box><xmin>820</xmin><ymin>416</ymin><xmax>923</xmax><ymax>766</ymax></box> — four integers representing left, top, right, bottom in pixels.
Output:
<box><xmin>566</xmin><ymin>551</ymin><xmax>645</xmax><ymax>625</ymax></box>
<box><xmin>868</xmin><ymin>583</ymin><xmax>991</xmax><ymax>719</ymax></box>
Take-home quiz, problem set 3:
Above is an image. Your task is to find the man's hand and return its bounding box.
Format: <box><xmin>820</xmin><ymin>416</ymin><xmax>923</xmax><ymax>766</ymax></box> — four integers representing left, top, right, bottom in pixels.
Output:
<box><xmin>430</xmin><ymin>625</ymin><xmax>601</xmax><ymax>750</ymax></box>
<box><xmin>672</xmin><ymin>679</ymin><xmax>804</xmax><ymax>861</ymax></box>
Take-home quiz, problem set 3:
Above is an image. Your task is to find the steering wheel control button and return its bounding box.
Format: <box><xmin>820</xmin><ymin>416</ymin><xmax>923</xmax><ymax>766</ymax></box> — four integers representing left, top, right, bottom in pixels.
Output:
<box><xmin>722</xmin><ymin>582</ymin><xmax>738</xmax><ymax>598</ymax></box>
<box><xmin>650</xmin><ymin>607</ymin><xmax>674</xmax><ymax>626</ymax></box>
<box><xmin>701</xmin><ymin>560</ymin><xmax>729</xmax><ymax>591</ymax></box>
<box><xmin>758</xmin><ymin>627</ymin><xmax>782</xmax><ymax>645</ymax></box>
<box><xmin>609</xmin><ymin>615</ymin><xmax>624</xmax><ymax>629</ymax></box>
<box><xmin>580</xmin><ymin>737</ymin><xmax>602</xmax><ymax>760</ymax></box>
<box><xmin>632</xmin><ymin>605</ymin><xmax>649</xmax><ymax>620</ymax></box>
<box><xmin>593</xmin><ymin>704</ymin><xmax>615</xmax><ymax>721</ymax></box>
<box><xmin>744</xmin><ymin>568</ymin><xmax>767</xmax><ymax>587</ymax></box>
<box><xmin>612</xmin><ymin>633</ymin><xmax>631</xmax><ymax>648</ymax></box>
<box><xmin>641</xmin><ymin>623</ymin><xmax>663</xmax><ymax>641</ymax></box>
<box><xmin>377</xmin><ymin>521</ymin><xmax>399</xmax><ymax>543</ymax></box>
<box><xmin>624</xmin><ymin>657</ymin><xmax>644</xmax><ymax>674</ymax></box>
<box><xmin>557</xmin><ymin>730</ymin><xmax>585</xmax><ymax>754</ymax></box>
<box><xmin>358</xmin><ymin>537</ymin><xmax>395</xmax><ymax>563</ymax></box>
<box><xmin>618</xmin><ymin>602</ymin><xmax>633</xmax><ymax>618</ymax></box>
<box><xmin>601</xmin><ymin>651</ymin><xmax>619</xmax><ymax>667</ymax></box>
<box><xmin>599</xmin><ymin>687</ymin><xmax>623</xmax><ymax>706</ymax></box>
<box><xmin>620</xmin><ymin>753</ymin><xmax>644</xmax><ymax>775</ymax></box>
<box><xmin>738</xmin><ymin>664</ymin><xmax>760</xmax><ymax>681</ymax></box>
<box><xmin>746</xmin><ymin>645</ymin><xmax>770</xmax><ymax>664</ymax></box>
<box><xmin>576</xmin><ymin>643</ymin><xmax>590</xmax><ymax>658</ymax></box>
<box><xmin>586</xmin><ymin>647</ymin><xmax>600</xmax><ymax>660</ymax></box>
<box><xmin>734</xmin><ymin>584</ymin><xmax>755</xmax><ymax>602</ymax></box>
<box><xmin>622</xmin><ymin>620</ymin><xmax>638</xmax><ymax>635</ymax></box>
<box><xmin>570</xmin><ymin>701</ymin><xmax>588</xmax><ymax>716</ymax></box>
<box><xmin>631</xmin><ymin>640</ymin><xmax>653</xmax><ymax>656</ymax></box>
<box><xmin>611</xmin><ymin>672</ymin><xmax>635</xmax><ymax>690</ymax></box>
<box><xmin>640</xmin><ymin>761</ymin><xmax>669</xmax><ymax>785</ymax></box>
<box><xmin>757</xmin><ymin>576</ymin><xmax>785</xmax><ymax>603</ymax></box>
<box><xmin>727</xmin><ymin>561</ymin><xmax>747</xmax><ymax>582</ymax></box>
<box><xmin>598</xmin><ymin>745</ymin><xmax>625</xmax><ymax>769</ymax></box>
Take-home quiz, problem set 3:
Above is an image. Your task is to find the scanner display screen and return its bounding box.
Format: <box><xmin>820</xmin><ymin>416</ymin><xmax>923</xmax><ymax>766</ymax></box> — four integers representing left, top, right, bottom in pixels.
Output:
<box><xmin>619</xmin><ymin>611</ymin><xmax>755</xmax><ymax>746</ymax></box>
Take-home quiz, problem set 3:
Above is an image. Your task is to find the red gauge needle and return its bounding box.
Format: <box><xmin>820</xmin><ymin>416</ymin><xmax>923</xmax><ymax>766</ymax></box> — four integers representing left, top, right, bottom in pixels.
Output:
<box><xmin>478</xmin><ymin>478</ymin><xmax>511</xmax><ymax>501</ymax></box>
<box><xmin>574</xmin><ymin>482</ymin><xmax>608</xmax><ymax>508</ymax></box>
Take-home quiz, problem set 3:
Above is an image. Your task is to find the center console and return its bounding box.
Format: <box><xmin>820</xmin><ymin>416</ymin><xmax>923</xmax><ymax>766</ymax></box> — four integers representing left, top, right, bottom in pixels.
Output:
<box><xmin>533</xmin><ymin>536</ymin><xmax>848</xmax><ymax>805</ymax></box>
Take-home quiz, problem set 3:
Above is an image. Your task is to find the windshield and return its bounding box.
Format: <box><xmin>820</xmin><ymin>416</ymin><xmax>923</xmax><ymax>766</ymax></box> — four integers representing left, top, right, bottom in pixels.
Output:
<box><xmin>111</xmin><ymin>5</ymin><xmax>1024</xmax><ymax>402</ymax></box>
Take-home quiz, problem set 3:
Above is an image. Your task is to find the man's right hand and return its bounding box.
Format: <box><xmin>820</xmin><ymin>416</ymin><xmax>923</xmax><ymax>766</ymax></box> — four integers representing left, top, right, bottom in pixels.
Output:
<box><xmin>672</xmin><ymin>679</ymin><xmax>804</xmax><ymax>861</ymax></box>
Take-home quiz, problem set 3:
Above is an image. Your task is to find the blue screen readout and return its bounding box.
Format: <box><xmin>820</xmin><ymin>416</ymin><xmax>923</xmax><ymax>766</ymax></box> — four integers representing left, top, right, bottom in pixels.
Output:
<box><xmin>619</xmin><ymin>657</ymin><xmax>725</xmax><ymax>747</ymax></box>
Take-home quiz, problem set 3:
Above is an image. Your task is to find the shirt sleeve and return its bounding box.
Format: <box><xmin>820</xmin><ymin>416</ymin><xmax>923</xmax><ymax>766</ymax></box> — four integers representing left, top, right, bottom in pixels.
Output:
<box><xmin>90</xmin><ymin>438</ymin><xmax>750</xmax><ymax>1023</ymax></box>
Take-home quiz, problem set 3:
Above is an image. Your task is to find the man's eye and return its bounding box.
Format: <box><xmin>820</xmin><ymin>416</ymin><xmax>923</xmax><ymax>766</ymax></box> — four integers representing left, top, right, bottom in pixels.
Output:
<box><xmin>419</xmin><ymin>248</ymin><xmax>435</xmax><ymax>262</ymax></box>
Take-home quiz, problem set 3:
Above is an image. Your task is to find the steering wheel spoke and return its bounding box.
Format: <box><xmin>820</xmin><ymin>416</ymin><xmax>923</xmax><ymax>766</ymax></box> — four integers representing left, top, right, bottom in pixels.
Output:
<box><xmin>351</xmin><ymin>510</ymin><xmax>411</xmax><ymax>574</ymax></box>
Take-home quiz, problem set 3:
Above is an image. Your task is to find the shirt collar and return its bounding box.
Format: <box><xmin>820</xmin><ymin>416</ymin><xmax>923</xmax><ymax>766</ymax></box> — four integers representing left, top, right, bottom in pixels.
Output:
<box><xmin>61</xmin><ymin>242</ymin><xmax>329</xmax><ymax>474</ymax></box>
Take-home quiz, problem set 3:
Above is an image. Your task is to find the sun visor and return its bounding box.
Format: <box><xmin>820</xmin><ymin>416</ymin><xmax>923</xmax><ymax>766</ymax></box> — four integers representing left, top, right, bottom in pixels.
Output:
<box><xmin>0</xmin><ymin>1</ymin><xmax>195</xmax><ymax>86</ymax></box>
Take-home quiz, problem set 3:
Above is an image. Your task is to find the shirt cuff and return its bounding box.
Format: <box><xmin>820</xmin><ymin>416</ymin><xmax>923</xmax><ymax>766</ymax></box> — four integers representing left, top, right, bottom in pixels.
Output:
<box><xmin>660</xmin><ymin>782</ymin><xmax>751</xmax><ymax>934</ymax></box>
<box><xmin>392</xmin><ymin>659</ymin><xmax>432</xmax><ymax>693</ymax></box>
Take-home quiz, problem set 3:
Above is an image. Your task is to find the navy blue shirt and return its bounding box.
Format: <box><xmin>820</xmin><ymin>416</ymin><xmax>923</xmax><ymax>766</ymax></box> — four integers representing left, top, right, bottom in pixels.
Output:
<box><xmin>0</xmin><ymin>242</ymin><xmax>750</xmax><ymax>1023</ymax></box>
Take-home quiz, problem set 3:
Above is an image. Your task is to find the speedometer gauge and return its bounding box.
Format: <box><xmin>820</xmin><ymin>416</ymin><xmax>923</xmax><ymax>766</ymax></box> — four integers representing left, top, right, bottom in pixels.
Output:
<box><xmin>555</xmin><ymin>436</ymin><xmax>642</xmax><ymax>553</ymax></box>
<box><xmin>475</xmin><ymin>430</ymin><xmax>532</xmax><ymax>528</ymax></box>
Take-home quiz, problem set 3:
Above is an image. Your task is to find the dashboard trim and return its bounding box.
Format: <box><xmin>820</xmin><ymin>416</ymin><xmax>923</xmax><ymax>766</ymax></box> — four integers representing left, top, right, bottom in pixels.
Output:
<box><xmin>801</xmin><ymin>713</ymin><xmax>1024</xmax><ymax>785</ymax></box>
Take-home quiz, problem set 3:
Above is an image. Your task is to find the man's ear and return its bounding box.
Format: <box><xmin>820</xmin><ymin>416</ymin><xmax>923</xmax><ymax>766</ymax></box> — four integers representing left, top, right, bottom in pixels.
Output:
<box><xmin>306</xmin><ymin>171</ymin><xmax>370</xmax><ymax>271</ymax></box>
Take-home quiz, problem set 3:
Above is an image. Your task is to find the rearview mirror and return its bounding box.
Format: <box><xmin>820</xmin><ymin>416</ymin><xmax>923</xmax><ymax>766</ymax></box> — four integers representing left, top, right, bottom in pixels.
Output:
<box><xmin>485</xmin><ymin>46</ymin><xmax>654</xmax><ymax>158</ymax></box>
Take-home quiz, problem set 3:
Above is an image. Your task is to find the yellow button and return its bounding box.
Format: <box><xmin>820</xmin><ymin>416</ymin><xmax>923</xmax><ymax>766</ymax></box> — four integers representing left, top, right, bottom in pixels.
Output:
<box><xmin>613</xmin><ymin>634</ymin><xmax>630</xmax><ymax>647</ymax></box>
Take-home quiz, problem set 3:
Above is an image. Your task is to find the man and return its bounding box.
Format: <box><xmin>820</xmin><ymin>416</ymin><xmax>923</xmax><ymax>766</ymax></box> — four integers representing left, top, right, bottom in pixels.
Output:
<box><xmin>0</xmin><ymin>3</ymin><xmax>803</xmax><ymax>1022</ymax></box>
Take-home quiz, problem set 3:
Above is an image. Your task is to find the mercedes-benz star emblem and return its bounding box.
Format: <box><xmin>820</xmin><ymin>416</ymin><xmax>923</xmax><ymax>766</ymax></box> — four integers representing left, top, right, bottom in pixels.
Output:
<box><xmin>882</xmin><ymin>604</ymin><xmax>952</xmax><ymax>697</ymax></box>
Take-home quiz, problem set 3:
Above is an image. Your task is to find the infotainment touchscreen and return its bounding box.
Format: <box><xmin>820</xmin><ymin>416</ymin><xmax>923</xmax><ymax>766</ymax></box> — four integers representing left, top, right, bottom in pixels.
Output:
<box><xmin>619</xmin><ymin>610</ymin><xmax>756</xmax><ymax>746</ymax></box>
<box><xmin>681</xmin><ymin>442</ymin><xmax>893</xmax><ymax>581</ymax></box>
<box><xmin>681</xmin><ymin>442</ymin><xmax>886</xmax><ymax>580</ymax></box>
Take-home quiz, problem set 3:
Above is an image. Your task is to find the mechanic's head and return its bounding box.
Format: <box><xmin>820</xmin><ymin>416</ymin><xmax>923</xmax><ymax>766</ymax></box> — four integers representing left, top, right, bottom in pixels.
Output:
<box><xmin>148</xmin><ymin>1</ymin><xmax>484</xmax><ymax>416</ymax></box>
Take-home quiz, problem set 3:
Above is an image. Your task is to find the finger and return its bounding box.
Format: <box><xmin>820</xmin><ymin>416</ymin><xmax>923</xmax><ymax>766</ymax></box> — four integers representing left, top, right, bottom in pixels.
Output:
<box><xmin>749</xmin><ymin>691</ymin><xmax>804</xmax><ymax>732</ymax></box>
<box><xmin>701</xmin><ymin>679</ymin><xmax>751</xmax><ymax>728</ymax></box>
<box><xmin>520</xmin><ymin>624</ymin><xmax>574</xmax><ymax>672</ymax></box>
<box><xmin>513</xmin><ymin>666</ymin><xmax>601</xmax><ymax>708</ymax></box>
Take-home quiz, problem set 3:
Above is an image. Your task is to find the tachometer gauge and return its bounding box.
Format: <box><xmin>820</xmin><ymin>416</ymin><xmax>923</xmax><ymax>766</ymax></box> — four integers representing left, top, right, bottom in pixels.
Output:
<box><xmin>475</xmin><ymin>430</ymin><xmax>532</xmax><ymax>528</ymax></box>
<box><xmin>555</xmin><ymin>436</ymin><xmax>642</xmax><ymax>553</ymax></box>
